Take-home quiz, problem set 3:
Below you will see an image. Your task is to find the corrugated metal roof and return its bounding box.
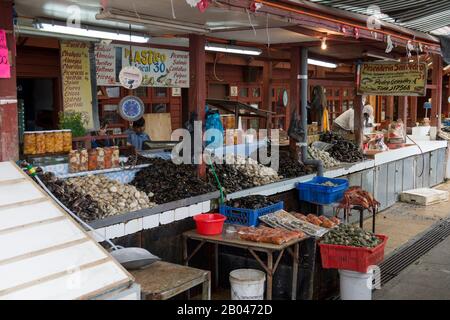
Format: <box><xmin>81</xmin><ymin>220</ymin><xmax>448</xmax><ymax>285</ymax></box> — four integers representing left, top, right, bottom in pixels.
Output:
<box><xmin>308</xmin><ymin>0</ymin><xmax>450</xmax><ymax>34</ymax></box>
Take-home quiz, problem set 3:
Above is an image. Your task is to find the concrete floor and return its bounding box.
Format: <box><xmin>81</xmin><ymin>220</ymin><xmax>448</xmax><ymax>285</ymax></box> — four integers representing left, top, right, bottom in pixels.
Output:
<box><xmin>363</xmin><ymin>182</ymin><xmax>450</xmax><ymax>256</ymax></box>
<box><xmin>365</xmin><ymin>181</ymin><xmax>450</xmax><ymax>300</ymax></box>
<box><xmin>374</xmin><ymin>235</ymin><xmax>450</xmax><ymax>300</ymax></box>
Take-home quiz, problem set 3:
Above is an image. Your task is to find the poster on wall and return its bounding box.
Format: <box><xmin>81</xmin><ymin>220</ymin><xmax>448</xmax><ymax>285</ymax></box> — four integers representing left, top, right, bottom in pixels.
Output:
<box><xmin>94</xmin><ymin>44</ymin><xmax>189</xmax><ymax>88</ymax></box>
<box><xmin>61</xmin><ymin>41</ymin><xmax>94</xmax><ymax>128</ymax></box>
<box><xmin>357</xmin><ymin>62</ymin><xmax>427</xmax><ymax>96</ymax></box>
<box><xmin>0</xmin><ymin>29</ymin><xmax>11</xmax><ymax>79</ymax></box>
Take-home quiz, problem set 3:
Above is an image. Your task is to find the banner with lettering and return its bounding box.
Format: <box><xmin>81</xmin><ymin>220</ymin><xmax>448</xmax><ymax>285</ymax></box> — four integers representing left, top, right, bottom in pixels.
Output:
<box><xmin>0</xmin><ymin>29</ymin><xmax>11</xmax><ymax>79</ymax></box>
<box><xmin>61</xmin><ymin>41</ymin><xmax>94</xmax><ymax>128</ymax></box>
<box><xmin>95</xmin><ymin>44</ymin><xmax>189</xmax><ymax>88</ymax></box>
<box><xmin>358</xmin><ymin>62</ymin><xmax>427</xmax><ymax>96</ymax></box>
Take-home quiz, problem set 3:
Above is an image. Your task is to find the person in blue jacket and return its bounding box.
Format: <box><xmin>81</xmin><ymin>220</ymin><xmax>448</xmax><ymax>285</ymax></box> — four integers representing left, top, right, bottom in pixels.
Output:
<box><xmin>126</xmin><ymin>118</ymin><xmax>150</xmax><ymax>151</ymax></box>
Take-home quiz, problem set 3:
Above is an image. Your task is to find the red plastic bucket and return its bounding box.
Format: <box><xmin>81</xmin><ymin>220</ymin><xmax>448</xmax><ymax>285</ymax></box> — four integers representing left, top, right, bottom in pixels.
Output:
<box><xmin>193</xmin><ymin>213</ymin><xmax>227</xmax><ymax>235</ymax></box>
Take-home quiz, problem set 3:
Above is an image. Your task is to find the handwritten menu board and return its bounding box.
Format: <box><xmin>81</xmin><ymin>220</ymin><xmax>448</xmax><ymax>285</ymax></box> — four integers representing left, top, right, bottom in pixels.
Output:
<box><xmin>358</xmin><ymin>62</ymin><xmax>427</xmax><ymax>96</ymax></box>
<box><xmin>61</xmin><ymin>41</ymin><xmax>94</xmax><ymax>128</ymax></box>
<box><xmin>94</xmin><ymin>44</ymin><xmax>189</xmax><ymax>88</ymax></box>
<box><xmin>0</xmin><ymin>29</ymin><xmax>10</xmax><ymax>79</ymax></box>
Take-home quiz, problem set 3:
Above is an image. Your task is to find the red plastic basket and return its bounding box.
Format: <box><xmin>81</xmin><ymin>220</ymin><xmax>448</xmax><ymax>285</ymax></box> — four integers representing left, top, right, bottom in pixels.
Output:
<box><xmin>318</xmin><ymin>235</ymin><xmax>388</xmax><ymax>273</ymax></box>
<box><xmin>193</xmin><ymin>213</ymin><xmax>227</xmax><ymax>236</ymax></box>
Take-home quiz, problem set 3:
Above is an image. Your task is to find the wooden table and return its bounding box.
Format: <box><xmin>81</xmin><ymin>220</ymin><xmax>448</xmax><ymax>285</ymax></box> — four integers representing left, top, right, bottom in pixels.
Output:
<box><xmin>183</xmin><ymin>229</ymin><xmax>304</xmax><ymax>300</ymax></box>
<box><xmin>130</xmin><ymin>261</ymin><xmax>211</xmax><ymax>300</ymax></box>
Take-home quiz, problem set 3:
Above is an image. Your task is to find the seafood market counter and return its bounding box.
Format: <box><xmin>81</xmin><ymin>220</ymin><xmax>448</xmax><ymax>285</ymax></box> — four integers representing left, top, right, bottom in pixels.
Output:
<box><xmin>38</xmin><ymin>140</ymin><xmax>447</xmax><ymax>240</ymax></box>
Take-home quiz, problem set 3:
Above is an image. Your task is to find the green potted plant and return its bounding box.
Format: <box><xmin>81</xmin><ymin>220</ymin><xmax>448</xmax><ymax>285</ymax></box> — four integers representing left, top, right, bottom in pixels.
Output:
<box><xmin>59</xmin><ymin>111</ymin><xmax>88</xmax><ymax>137</ymax></box>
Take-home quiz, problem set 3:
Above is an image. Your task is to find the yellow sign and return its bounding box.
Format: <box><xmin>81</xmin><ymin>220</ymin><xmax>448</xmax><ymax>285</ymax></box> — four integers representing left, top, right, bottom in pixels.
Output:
<box><xmin>61</xmin><ymin>41</ymin><xmax>94</xmax><ymax>128</ymax></box>
<box><xmin>358</xmin><ymin>62</ymin><xmax>427</xmax><ymax>96</ymax></box>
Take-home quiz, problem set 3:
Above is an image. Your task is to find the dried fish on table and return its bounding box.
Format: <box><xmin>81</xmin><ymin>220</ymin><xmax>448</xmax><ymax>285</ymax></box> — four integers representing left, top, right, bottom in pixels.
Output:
<box><xmin>259</xmin><ymin>210</ymin><xmax>329</xmax><ymax>237</ymax></box>
<box><xmin>237</xmin><ymin>226</ymin><xmax>305</xmax><ymax>245</ymax></box>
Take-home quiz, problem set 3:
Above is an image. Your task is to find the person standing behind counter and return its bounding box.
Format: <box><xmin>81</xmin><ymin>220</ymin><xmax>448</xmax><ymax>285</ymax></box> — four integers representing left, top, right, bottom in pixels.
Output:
<box><xmin>331</xmin><ymin>96</ymin><xmax>375</xmax><ymax>135</ymax></box>
<box><xmin>126</xmin><ymin>118</ymin><xmax>151</xmax><ymax>151</ymax></box>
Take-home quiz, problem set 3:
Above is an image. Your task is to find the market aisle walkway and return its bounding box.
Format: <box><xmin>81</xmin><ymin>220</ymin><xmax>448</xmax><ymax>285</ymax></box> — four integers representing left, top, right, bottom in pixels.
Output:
<box><xmin>374</xmin><ymin>234</ymin><xmax>450</xmax><ymax>300</ymax></box>
<box><xmin>359</xmin><ymin>181</ymin><xmax>450</xmax><ymax>300</ymax></box>
<box><xmin>363</xmin><ymin>181</ymin><xmax>450</xmax><ymax>255</ymax></box>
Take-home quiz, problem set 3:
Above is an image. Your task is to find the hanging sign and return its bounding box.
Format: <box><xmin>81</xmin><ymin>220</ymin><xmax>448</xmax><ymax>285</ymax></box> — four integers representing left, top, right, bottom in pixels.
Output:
<box><xmin>357</xmin><ymin>62</ymin><xmax>427</xmax><ymax>96</ymax></box>
<box><xmin>60</xmin><ymin>41</ymin><xmax>94</xmax><ymax>128</ymax></box>
<box><xmin>119</xmin><ymin>66</ymin><xmax>143</xmax><ymax>89</ymax></box>
<box><xmin>118</xmin><ymin>95</ymin><xmax>145</xmax><ymax>121</ymax></box>
<box><xmin>94</xmin><ymin>44</ymin><xmax>189</xmax><ymax>88</ymax></box>
<box><xmin>0</xmin><ymin>29</ymin><xmax>11</xmax><ymax>79</ymax></box>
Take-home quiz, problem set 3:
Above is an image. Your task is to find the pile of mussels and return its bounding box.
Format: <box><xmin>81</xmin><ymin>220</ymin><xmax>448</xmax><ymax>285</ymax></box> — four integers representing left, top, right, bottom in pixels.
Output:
<box><xmin>130</xmin><ymin>158</ymin><xmax>216</xmax><ymax>203</ymax></box>
<box><xmin>38</xmin><ymin>172</ymin><xmax>105</xmax><ymax>222</ymax></box>
<box><xmin>208</xmin><ymin>163</ymin><xmax>255</xmax><ymax>193</ymax></box>
<box><xmin>320</xmin><ymin>132</ymin><xmax>364</xmax><ymax>163</ymax></box>
<box><xmin>226</xmin><ymin>195</ymin><xmax>277</xmax><ymax>210</ymax></box>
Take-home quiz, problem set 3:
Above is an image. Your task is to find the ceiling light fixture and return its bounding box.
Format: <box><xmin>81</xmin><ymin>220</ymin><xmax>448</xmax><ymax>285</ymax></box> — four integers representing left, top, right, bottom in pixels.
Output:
<box><xmin>34</xmin><ymin>21</ymin><xmax>149</xmax><ymax>43</ymax></box>
<box><xmin>321</xmin><ymin>37</ymin><xmax>327</xmax><ymax>50</ymax></box>
<box><xmin>96</xmin><ymin>8</ymin><xmax>209</xmax><ymax>34</ymax></box>
<box><xmin>308</xmin><ymin>58</ymin><xmax>337</xmax><ymax>69</ymax></box>
<box><xmin>205</xmin><ymin>43</ymin><xmax>262</xmax><ymax>56</ymax></box>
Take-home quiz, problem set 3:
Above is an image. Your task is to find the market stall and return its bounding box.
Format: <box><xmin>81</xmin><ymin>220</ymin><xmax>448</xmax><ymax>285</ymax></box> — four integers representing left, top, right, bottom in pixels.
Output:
<box><xmin>1</xmin><ymin>0</ymin><xmax>449</xmax><ymax>301</ymax></box>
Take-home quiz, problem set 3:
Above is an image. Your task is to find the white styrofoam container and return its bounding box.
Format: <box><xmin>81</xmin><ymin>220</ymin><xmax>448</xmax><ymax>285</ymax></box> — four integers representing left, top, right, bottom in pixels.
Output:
<box><xmin>400</xmin><ymin>188</ymin><xmax>449</xmax><ymax>206</ymax></box>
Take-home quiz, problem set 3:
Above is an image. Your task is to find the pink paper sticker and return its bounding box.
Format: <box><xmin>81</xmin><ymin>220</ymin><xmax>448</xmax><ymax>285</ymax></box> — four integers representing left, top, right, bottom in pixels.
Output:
<box><xmin>0</xmin><ymin>48</ymin><xmax>11</xmax><ymax>78</ymax></box>
<box><xmin>0</xmin><ymin>29</ymin><xmax>6</xmax><ymax>48</ymax></box>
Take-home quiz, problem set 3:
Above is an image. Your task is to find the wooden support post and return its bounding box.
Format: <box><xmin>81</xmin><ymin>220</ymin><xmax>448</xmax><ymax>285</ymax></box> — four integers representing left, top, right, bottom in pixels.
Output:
<box><xmin>0</xmin><ymin>0</ymin><xmax>18</xmax><ymax>161</ymax></box>
<box><xmin>289</xmin><ymin>47</ymin><xmax>301</xmax><ymax>159</ymax></box>
<box><xmin>189</xmin><ymin>34</ymin><xmax>206</xmax><ymax>177</ymax></box>
<box><xmin>410</xmin><ymin>96</ymin><xmax>418</xmax><ymax>126</ymax></box>
<box><xmin>387</xmin><ymin>96</ymin><xmax>394</xmax><ymax>122</ymax></box>
<box><xmin>431</xmin><ymin>54</ymin><xmax>443</xmax><ymax>129</ymax></box>
<box><xmin>398</xmin><ymin>96</ymin><xmax>407</xmax><ymax>123</ymax></box>
<box><xmin>353</xmin><ymin>95</ymin><xmax>363</xmax><ymax>149</ymax></box>
<box><xmin>262</xmin><ymin>61</ymin><xmax>272</xmax><ymax>129</ymax></box>
<box><xmin>447</xmin><ymin>75</ymin><xmax>450</xmax><ymax>117</ymax></box>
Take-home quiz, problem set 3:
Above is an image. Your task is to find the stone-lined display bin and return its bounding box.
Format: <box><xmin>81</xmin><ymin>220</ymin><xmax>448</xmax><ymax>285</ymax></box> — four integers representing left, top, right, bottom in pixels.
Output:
<box><xmin>87</xmin><ymin>191</ymin><xmax>220</xmax><ymax>240</ymax></box>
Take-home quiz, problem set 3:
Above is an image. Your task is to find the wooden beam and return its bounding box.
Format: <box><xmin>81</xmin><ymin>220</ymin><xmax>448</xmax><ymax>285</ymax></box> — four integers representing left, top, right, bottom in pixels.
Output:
<box><xmin>290</xmin><ymin>46</ymin><xmax>301</xmax><ymax>158</ymax></box>
<box><xmin>189</xmin><ymin>34</ymin><xmax>206</xmax><ymax>177</ymax></box>
<box><xmin>410</xmin><ymin>97</ymin><xmax>418</xmax><ymax>126</ymax></box>
<box><xmin>447</xmin><ymin>75</ymin><xmax>450</xmax><ymax>117</ymax></box>
<box><xmin>431</xmin><ymin>54</ymin><xmax>443</xmax><ymax>129</ymax></box>
<box><xmin>262</xmin><ymin>61</ymin><xmax>273</xmax><ymax>129</ymax></box>
<box><xmin>0</xmin><ymin>0</ymin><xmax>18</xmax><ymax>161</ymax></box>
<box><xmin>402</xmin><ymin>97</ymin><xmax>408</xmax><ymax>129</ymax></box>
<box><xmin>387</xmin><ymin>96</ymin><xmax>394</xmax><ymax>122</ymax></box>
<box><xmin>218</xmin><ymin>0</ymin><xmax>441</xmax><ymax>54</ymax></box>
<box><xmin>353</xmin><ymin>94</ymin><xmax>363</xmax><ymax>149</ymax></box>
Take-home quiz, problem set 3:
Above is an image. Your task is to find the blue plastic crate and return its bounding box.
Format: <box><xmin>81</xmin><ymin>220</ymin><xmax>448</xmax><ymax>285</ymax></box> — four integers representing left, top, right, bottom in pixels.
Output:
<box><xmin>219</xmin><ymin>201</ymin><xmax>284</xmax><ymax>227</ymax></box>
<box><xmin>296</xmin><ymin>177</ymin><xmax>349</xmax><ymax>205</ymax></box>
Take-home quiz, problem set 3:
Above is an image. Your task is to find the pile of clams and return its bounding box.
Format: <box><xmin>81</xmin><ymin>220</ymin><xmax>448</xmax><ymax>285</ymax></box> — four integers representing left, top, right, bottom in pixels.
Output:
<box><xmin>66</xmin><ymin>175</ymin><xmax>156</xmax><ymax>216</ymax></box>
<box><xmin>321</xmin><ymin>224</ymin><xmax>381</xmax><ymax>248</ymax></box>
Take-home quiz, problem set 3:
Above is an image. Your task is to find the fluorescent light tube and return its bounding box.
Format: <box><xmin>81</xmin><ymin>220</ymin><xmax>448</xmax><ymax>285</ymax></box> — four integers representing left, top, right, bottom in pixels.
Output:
<box><xmin>35</xmin><ymin>22</ymin><xmax>149</xmax><ymax>43</ymax></box>
<box><xmin>205</xmin><ymin>43</ymin><xmax>262</xmax><ymax>56</ymax></box>
<box><xmin>307</xmin><ymin>58</ymin><xmax>337</xmax><ymax>68</ymax></box>
<box><xmin>96</xmin><ymin>9</ymin><xmax>209</xmax><ymax>34</ymax></box>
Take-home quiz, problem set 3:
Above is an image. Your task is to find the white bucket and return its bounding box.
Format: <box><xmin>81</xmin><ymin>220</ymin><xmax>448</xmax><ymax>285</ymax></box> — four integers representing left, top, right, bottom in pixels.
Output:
<box><xmin>339</xmin><ymin>269</ymin><xmax>373</xmax><ymax>300</ymax></box>
<box><xmin>229</xmin><ymin>269</ymin><xmax>266</xmax><ymax>300</ymax></box>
